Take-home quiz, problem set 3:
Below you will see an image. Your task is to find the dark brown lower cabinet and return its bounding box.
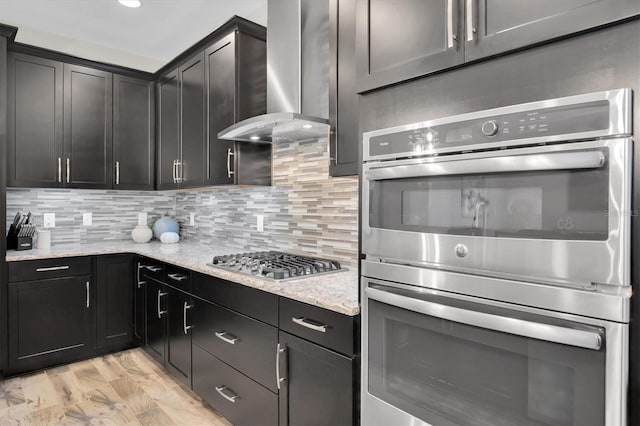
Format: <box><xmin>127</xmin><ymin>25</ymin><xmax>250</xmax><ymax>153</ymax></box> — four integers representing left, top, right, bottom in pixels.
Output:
<box><xmin>193</xmin><ymin>345</ymin><xmax>278</xmax><ymax>426</ymax></box>
<box><xmin>145</xmin><ymin>277</ymin><xmax>167</xmax><ymax>364</ymax></box>
<box><xmin>96</xmin><ymin>255</ymin><xmax>134</xmax><ymax>351</ymax></box>
<box><xmin>166</xmin><ymin>287</ymin><xmax>193</xmax><ymax>388</ymax></box>
<box><xmin>278</xmin><ymin>331</ymin><xmax>355</xmax><ymax>426</ymax></box>
<box><xmin>8</xmin><ymin>276</ymin><xmax>94</xmax><ymax>373</ymax></box>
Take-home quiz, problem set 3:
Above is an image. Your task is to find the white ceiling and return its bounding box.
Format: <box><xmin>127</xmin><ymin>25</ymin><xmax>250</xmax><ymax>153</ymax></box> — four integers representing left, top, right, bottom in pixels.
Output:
<box><xmin>0</xmin><ymin>0</ymin><xmax>268</xmax><ymax>72</ymax></box>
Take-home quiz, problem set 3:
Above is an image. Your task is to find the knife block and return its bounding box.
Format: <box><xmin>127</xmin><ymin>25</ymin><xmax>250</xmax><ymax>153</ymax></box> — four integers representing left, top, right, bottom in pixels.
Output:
<box><xmin>7</xmin><ymin>224</ymin><xmax>33</xmax><ymax>251</ymax></box>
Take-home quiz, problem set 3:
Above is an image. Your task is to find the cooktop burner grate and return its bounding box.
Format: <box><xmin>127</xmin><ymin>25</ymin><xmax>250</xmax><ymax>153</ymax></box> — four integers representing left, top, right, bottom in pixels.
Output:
<box><xmin>207</xmin><ymin>251</ymin><xmax>345</xmax><ymax>280</ymax></box>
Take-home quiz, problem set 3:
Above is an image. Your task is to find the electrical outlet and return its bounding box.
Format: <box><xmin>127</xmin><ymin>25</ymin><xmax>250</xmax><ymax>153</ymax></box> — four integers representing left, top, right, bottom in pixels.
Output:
<box><xmin>189</xmin><ymin>212</ymin><xmax>195</xmax><ymax>226</ymax></box>
<box><xmin>83</xmin><ymin>212</ymin><xmax>92</xmax><ymax>226</ymax></box>
<box><xmin>43</xmin><ymin>213</ymin><xmax>55</xmax><ymax>228</ymax></box>
<box><xmin>256</xmin><ymin>214</ymin><xmax>264</xmax><ymax>232</ymax></box>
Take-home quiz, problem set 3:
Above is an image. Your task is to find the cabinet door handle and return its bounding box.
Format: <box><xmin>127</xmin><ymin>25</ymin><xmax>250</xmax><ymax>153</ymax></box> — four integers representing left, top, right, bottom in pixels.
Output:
<box><xmin>172</xmin><ymin>159</ymin><xmax>177</xmax><ymax>183</ymax></box>
<box><xmin>115</xmin><ymin>161</ymin><xmax>120</xmax><ymax>185</ymax></box>
<box><xmin>276</xmin><ymin>343</ymin><xmax>287</xmax><ymax>390</ymax></box>
<box><xmin>66</xmin><ymin>158</ymin><xmax>70</xmax><ymax>183</ymax></box>
<box><xmin>292</xmin><ymin>317</ymin><xmax>328</xmax><ymax>333</ymax></box>
<box><xmin>136</xmin><ymin>262</ymin><xmax>147</xmax><ymax>288</ymax></box>
<box><xmin>226</xmin><ymin>148</ymin><xmax>235</xmax><ymax>178</ymax></box>
<box><xmin>85</xmin><ymin>281</ymin><xmax>90</xmax><ymax>308</ymax></box>
<box><xmin>447</xmin><ymin>0</ymin><xmax>456</xmax><ymax>48</ymax></box>
<box><xmin>215</xmin><ymin>386</ymin><xmax>240</xmax><ymax>403</ymax></box>
<box><xmin>466</xmin><ymin>0</ymin><xmax>476</xmax><ymax>42</ymax></box>
<box><xmin>36</xmin><ymin>265</ymin><xmax>70</xmax><ymax>272</ymax></box>
<box><xmin>183</xmin><ymin>302</ymin><xmax>193</xmax><ymax>334</ymax></box>
<box><xmin>58</xmin><ymin>158</ymin><xmax>62</xmax><ymax>183</ymax></box>
<box><xmin>215</xmin><ymin>331</ymin><xmax>239</xmax><ymax>345</ymax></box>
<box><xmin>157</xmin><ymin>290</ymin><xmax>168</xmax><ymax>318</ymax></box>
<box><xmin>168</xmin><ymin>273</ymin><xmax>188</xmax><ymax>282</ymax></box>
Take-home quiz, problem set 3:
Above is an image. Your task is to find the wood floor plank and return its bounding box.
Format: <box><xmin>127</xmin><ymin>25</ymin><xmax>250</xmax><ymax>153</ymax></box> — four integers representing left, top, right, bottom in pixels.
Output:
<box><xmin>136</xmin><ymin>407</ymin><xmax>177</xmax><ymax>426</ymax></box>
<box><xmin>70</xmin><ymin>362</ymin><xmax>109</xmax><ymax>392</ymax></box>
<box><xmin>49</xmin><ymin>370</ymin><xmax>84</xmax><ymax>406</ymax></box>
<box><xmin>21</xmin><ymin>371</ymin><xmax>60</xmax><ymax>410</ymax></box>
<box><xmin>110</xmin><ymin>375</ymin><xmax>158</xmax><ymax>415</ymax></box>
<box><xmin>0</xmin><ymin>376</ymin><xmax>26</xmax><ymax>409</ymax></box>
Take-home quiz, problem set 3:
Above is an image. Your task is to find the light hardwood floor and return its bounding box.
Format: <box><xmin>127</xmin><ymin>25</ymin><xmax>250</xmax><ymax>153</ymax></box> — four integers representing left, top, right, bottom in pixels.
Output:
<box><xmin>0</xmin><ymin>348</ymin><xmax>233</xmax><ymax>426</ymax></box>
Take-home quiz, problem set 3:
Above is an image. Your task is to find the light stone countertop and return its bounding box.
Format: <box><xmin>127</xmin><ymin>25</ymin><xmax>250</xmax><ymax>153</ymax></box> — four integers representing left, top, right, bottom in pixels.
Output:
<box><xmin>6</xmin><ymin>241</ymin><xmax>360</xmax><ymax>316</ymax></box>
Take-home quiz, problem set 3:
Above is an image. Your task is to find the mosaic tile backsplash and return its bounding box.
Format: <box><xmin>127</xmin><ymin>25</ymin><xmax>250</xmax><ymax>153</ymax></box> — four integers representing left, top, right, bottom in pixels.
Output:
<box><xmin>7</xmin><ymin>138</ymin><xmax>360</xmax><ymax>266</ymax></box>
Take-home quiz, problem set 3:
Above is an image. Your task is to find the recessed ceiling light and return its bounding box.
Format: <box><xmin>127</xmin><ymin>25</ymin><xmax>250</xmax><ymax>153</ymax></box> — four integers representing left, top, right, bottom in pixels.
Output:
<box><xmin>118</xmin><ymin>0</ymin><xmax>141</xmax><ymax>8</ymax></box>
<box><xmin>250</xmin><ymin>136</ymin><xmax>260</xmax><ymax>141</ymax></box>
<box><xmin>302</xmin><ymin>124</ymin><xmax>313</xmax><ymax>129</ymax></box>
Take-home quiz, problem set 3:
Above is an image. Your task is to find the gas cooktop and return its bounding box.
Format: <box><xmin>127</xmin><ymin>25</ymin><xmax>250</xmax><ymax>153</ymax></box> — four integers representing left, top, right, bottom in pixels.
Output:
<box><xmin>207</xmin><ymin>251</ymin><xmax>345</xmax><ymax>281</ymax></box>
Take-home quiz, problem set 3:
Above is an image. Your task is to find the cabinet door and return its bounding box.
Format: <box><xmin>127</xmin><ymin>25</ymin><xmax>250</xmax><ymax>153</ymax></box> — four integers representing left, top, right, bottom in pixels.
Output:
<box><xmin>355</xmin><ymin>0</ymin><xmax>463</xmax><ymax>93</ymax></box>
<box><xmin>7</xmin><ymin>53</ymin><xmax>63</xmax><ymax>188</ymax></box>
<box><xmin>63</xmin><ymin>64</ymin><xmax>113</xmax><ymax>188</ymax></box>
<box><xmin>329</xmin><ymin>0</ymin><xmax>359</xmax><ymax>177</ymax></box>
<box><xmin>465</xmin><ymin>0</ymin><xmax>640</xmax><ymax>61</ymax></box>
<box><xmin>134</xmin><ymin>261</ymin><xmax>146</xmax><ymax>346</ymax></box>
<box><xmin>113</xmin><ymin>75</ymin><xmax>155</xmax><ymax>190</ymax></box>
<box><xmin>8</xmin><ymin>276</ymin><xmax>94</xmax><ymax>373</ymax></box>
<box><xmin>157</xmin><ymin>70</ymin><xmax>180</xmax><ymax>190</ymax></box>
<box><xmin>179</xmin><ymin>53</ymin><xmax>206</xmax><ymax>188</ymax></box>
<box><xmin>96</xmin><ymin>255</ymin><xmax>134</xmax><ymax>350</ymax></box>
<box><xmin>145</xmin><ymin>278</ymin><xmax>166</xmax><ymax>364</ymax></box>
<box><xmin>278</xmin><ymin>332</ymin><xmax>355</xmax><ymax>426</ymax></box>
<box><xmin>205</xmin><ymin>33</ymin><xmax>236</xmax><ymax>186</ymax></box>
<box><xmin>166</xmin><ymin>287</ymin><xmax>192</xmax><ymax>388</ymax></box>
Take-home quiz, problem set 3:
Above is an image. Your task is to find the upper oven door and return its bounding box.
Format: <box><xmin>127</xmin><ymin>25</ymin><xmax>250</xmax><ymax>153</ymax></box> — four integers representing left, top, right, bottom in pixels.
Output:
<box><xmin>362</xmin><ymin>138</ymin><xmax>632</xmax><ymax>286</ymax></box>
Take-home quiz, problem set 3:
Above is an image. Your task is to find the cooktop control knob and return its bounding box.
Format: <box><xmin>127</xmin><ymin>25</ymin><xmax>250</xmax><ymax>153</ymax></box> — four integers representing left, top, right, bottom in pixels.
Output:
<box><xmin>481</xmin><ymin>120</ymin><xmax>499</xmax><ymax>136</ymax></box>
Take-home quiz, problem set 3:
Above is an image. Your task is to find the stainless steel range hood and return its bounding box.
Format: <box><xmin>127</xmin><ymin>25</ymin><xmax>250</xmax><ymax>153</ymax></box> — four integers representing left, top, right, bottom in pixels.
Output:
<box><xmin>218</xmin><ymin>0</ymin><xmax>330</xmax><ymax>143</ymax></box>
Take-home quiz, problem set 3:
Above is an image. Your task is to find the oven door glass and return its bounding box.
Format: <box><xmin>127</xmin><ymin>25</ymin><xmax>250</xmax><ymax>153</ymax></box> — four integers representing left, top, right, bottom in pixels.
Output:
<box><xmin>368</xmin><ymin>149</ymin><xmax>610</xmax><ymax>240</ymax></box>
<box><xmin>366</xmin><ymin>284</ymin><xmax>606</xmax><ymax>426</ymax></box>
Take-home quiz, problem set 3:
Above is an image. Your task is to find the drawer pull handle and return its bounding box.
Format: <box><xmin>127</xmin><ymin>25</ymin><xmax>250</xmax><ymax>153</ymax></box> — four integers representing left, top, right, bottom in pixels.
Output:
<box><xmin>215</xmin><ymin>386</ymin><xmax>240</xmax><ymax>403</ymax></box>
<box><xmin>36</xmin><ymin>266</ymin><xmax>70</xmax><ymax>272</ymax></box>
<box><xmin>168</xmin><ymin>273</ymin><xmax>188</xmax><ymax>282</ymax></box>
<box><xmin>137</xmin><ymin>280</ymin><xmax>146</xmax><ymax>289</ymax></box>
<box><xmin>145</xmin><ymin>265</ymin><xmax>162</xmax><ymax>272</ymax></box>
<box><xmin>215</xmin><ymin>331</ymin><xmax>239</xmax><ymax>345</ymax></box>
<box><xmin>158</xmin><ymin>291</ymin><xmax>168</xmax><ymax>318</ymax></box>
<box><xmin>292</xmin><ymin>317</ymin><xmax>328</xmax><ymax>333</ymax></box>
<box><xmin>276</xmin><ymin>343</ymin><xmax>286</xmax><ymax>390</ymax></box>
<box><xmin>183</xmin><ymin>302</ymin><xmax>193</xmax><ymax>335</ymax></box>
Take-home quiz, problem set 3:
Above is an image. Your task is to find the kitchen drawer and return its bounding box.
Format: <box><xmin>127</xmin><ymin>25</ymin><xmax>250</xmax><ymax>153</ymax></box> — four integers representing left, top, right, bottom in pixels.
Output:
<box><xmin>193</xmin><ymin>299</ymin><xmax>278</xmax><ymax>391</ymax></box>
<box><xmin>193</xmin><ymin>345</ymin><xmax>278</xmax><ymax>426</ymax></box>
<box><xmin>193</xmin><ymin>272</ymin><xmax>278</xmax><ymax>326</ymax></box>
<box><xmin>279</xmin><ymin>298</ymin><xmax>355</xmax><ymax>356</ymax></box>
<box><xmin>165</xmin><ymin>264</ymin><xmax>191</xmax><ymax>292</ymax></box>
<box><xmin>138</xmin><ymin>258</ymin><xmax>165</xmax><ymax>281</ymax></box>
<box><xmin>9</xmin><ymin>256</ymin><xmax>91</xmax><ymax>282</ymax></box>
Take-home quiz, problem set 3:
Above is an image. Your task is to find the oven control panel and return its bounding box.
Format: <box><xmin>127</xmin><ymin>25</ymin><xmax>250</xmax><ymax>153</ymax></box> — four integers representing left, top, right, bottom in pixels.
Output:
<box><xmin>365</xmin><ymin>92</ymin><xmax>623</xmax><ymax>161</ymax></box>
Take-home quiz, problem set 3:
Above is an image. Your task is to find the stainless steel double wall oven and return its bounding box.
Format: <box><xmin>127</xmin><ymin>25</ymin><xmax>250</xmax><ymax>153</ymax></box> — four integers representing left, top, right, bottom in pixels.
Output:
<box><xmin>361</xmin><ymin>89</ymin><xmax>633</xmax><ymax>426</ymax></box>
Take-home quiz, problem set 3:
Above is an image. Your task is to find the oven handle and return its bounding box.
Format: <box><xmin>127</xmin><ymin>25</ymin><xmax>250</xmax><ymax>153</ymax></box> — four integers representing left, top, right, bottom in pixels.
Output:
<box><xmin>365</xmin><ymin>286</ymin><xmax>603</xmax><ymax>350</ymax></box>
<box><xmin>366</xmin><ymin>150</ymin><xmax>605</xmax><ymax>181</ymax></box>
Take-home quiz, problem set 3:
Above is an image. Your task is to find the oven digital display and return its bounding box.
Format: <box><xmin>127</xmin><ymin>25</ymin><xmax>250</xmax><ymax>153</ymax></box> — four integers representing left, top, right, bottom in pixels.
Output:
<box><xmin>445</xmin><ymin>126</ymin><xmax>473</xmax><ymax>144</ymax></box>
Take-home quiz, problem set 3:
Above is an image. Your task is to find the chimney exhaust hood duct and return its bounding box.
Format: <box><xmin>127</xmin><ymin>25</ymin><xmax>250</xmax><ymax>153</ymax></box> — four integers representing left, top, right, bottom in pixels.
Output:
<box><xmin>218</xmin><ymin>0</ymin><xmax>330</xmax><ymax>143</ymax></box>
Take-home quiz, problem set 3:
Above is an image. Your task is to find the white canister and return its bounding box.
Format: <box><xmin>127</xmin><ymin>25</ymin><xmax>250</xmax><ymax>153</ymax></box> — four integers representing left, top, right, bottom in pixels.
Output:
<box><xmin>37</xmin><ymin>230</ymin><xmax>51</xmax><ymax>249</ymax></box>
<box><xmin>131</xmin><ymin>225</ymin><xmax>153</xmax><ymax>243</ymax></box>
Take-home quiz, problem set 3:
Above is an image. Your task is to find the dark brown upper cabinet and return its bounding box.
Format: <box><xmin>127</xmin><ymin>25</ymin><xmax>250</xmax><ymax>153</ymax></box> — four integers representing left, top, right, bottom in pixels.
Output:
<box><xmin>113</xmin><ymin>75</ymin><xmax>155</xmax><ymax>190</ymax></box>
<box><xmin>156</xmin><ymin>53</ymin><xmax>206</xmax><ymax>190</ymax></box>
<box><xmin>156</xmin><ymin>69</ymin><xmax>180</xmax><ymax>190</ymax></box>
<box><xmin>356</xmin><ymin>0</ymin><xmax>639</xmax><ymax>93</ymax></box>
<box><xmin>329</xmin><ymin>0</ymin><xmax>359</xmax><ymax>177</ymax></box>
<box><xmin>355</xmin><ymin>0</ymin><xmax>463</xmax><ymax>93</ymax></box>
<box><xmin>465</xmin><ymin>0</ymin><xmax>640</xmax><ymax>62</ymax></box>
<box><xmin>178</xmin><ymin>52</ymin><xmax>206</xmax><ymax>188</ymax></box>
<box><xmin>7</xmin><ymin>53</ymin><xmax>63</xmax><ymax>188</ymax></box>
<box><xmin>63</xmin><ymin>64</ymin><xmax>113</xmax><ymax>189</ymax></box>
<box><xmin>205</xmin><ymin>30</ymin><xmax>270</xmax><ymax>186</ymax></box>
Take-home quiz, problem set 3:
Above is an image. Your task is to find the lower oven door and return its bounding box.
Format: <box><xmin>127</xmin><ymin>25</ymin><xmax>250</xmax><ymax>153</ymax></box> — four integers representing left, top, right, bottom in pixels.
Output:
<box><xmin>361</xmin><ymin>279</ymin><xmax>628</xmax><ymax>426</ymax></box>
<box><xmin>362</xmin><ymin>137</ymin><xmax>632</xmax><ymax>287</ymax></box>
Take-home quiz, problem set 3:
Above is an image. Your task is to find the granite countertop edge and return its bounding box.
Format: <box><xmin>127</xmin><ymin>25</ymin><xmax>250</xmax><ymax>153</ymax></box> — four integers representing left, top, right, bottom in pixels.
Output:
<box><xmin>6</xmin><ymin>241</ymin><xmax>361</xmax><ymax>316</ymax></box>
